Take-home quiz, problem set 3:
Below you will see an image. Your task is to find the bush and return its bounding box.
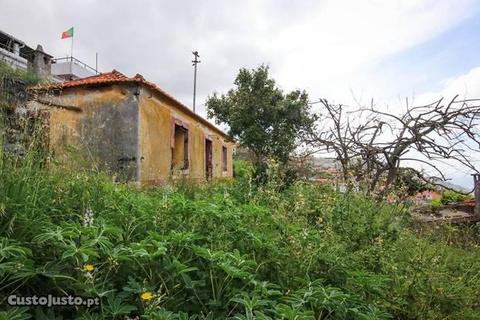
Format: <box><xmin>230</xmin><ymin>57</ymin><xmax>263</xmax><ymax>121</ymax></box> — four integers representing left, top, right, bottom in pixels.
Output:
<box><xmin>0</xmin><ymin>154</ymin><xmax>479</xmax><ymax>319</ymax></box>
<box><xmin>233</xmin><ymin>159</ymin><xmax>253</xmax><ymax>179</ymax></box>
<box><xmin>441</xmin><ymin>190</ymin><xmax>473</xmax><ymax>205</ymax></box>
<box><xmin>430</xmin><ymin>198</ymin><xmax>443</xmax><ymax>212</ymax></box>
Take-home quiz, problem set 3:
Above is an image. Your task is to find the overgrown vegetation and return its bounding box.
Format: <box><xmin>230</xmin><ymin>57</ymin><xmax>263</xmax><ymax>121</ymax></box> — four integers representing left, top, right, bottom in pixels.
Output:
<box><xmin>0</xmin><ymin>60</ymin><xmax>41</xmax><ymax>109</ymax></box>
<box><xmin>429</xmin><ymin>198</ymin><xmax>443</xmax><ymax>212</ymax></box>
<box><xmin>0</xmin><ymin>155</ymin><xmax>479</xmax><ymax>319</ymax></box>
<box><xmin>441</xmin><ymin>190</ymin><xmax>473</xmax><ymax>205</ymax></box>
<box><xmin>0</xmin><ymin>61</ymin><xmax>41</xmax><ymax>86</ymax></box>
<box><xmin>0</xmin><ymin>61</ymin><xmax>479</xmax><ymax>319</ymax></box>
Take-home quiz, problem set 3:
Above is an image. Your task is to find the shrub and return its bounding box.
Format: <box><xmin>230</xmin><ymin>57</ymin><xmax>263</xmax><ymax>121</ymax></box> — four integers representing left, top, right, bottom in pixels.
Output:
<box><xmin>430</xmin><ymin>198</ymin><xmax>443</xmax><ymax>212</ymax></box>
<box><xmin>233</xmin><ymin>159</ymin><xmax>253</xmax><ymax>179</ymax></box>
<box><xmin>0</xmin><ymin>153</ymin><xmax>479</xmax><ymax>319</ymax></box>
<box><xmin>441</xmin><ymin>190</ymin><xmax>473</xmax><ymax>205</ymax></box>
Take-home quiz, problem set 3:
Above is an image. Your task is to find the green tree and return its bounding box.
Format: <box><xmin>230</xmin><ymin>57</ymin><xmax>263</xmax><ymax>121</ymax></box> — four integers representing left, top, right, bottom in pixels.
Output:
<box><xmin>206</xmin><ymin>65</ymin><xmax>316</xmax><ymax>178</ymax></box>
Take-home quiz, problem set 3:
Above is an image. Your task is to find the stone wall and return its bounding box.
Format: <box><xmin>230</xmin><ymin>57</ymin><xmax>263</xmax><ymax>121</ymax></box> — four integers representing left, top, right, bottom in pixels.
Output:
<box><xmin>1</xmin><ymin>77</ymin><xmax>49</xmax><ymax>158</ymax></box>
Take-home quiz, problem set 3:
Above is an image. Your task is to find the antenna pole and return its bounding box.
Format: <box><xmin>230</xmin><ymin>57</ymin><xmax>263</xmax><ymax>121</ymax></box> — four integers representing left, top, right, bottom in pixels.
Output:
<box><xmin>192</xmin><ymin>51</ymin><xmax>201</xmax><ymax>113</ymax></box>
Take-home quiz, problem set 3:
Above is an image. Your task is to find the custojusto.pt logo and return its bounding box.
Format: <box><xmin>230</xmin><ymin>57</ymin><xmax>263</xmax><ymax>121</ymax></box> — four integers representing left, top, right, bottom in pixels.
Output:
<box><xmin>8</xmin><ymin>294</ymin><xmax>100</xmax><ymax>308</ymax></box>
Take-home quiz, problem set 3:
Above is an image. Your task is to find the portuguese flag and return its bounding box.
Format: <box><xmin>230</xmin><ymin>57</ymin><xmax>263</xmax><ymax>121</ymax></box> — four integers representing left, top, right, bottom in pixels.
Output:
<box><xmin>61</xmin><ymin>27</ymin><xmax>74</xmax><ymax>39</ymax></box>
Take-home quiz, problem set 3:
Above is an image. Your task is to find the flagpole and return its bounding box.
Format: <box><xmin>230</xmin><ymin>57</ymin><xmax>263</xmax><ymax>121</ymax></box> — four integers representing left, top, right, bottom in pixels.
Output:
<box><xmin>71</xmin><ymin>35</ymin><xmax>74</xmax><ymax>58</ymax></box>
<box><xmin>70</xmin><ymin>35</ymin><xmax>74</xmax><ymax>79</ymax></box>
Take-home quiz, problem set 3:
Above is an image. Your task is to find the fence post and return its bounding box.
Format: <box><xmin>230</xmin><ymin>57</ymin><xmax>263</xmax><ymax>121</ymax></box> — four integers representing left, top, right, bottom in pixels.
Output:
<box><xmin>473</xmin><ymin>174</ymin><xmax>480</xmax><ymax>217</ymax></box>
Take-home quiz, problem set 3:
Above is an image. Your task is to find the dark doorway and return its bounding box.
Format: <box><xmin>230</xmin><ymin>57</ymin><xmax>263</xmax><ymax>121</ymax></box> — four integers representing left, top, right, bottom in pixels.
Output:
<box><xmin>205</xmin><ymin>138</ymin><xmax>213</xmax><ymax>180</ymax></box>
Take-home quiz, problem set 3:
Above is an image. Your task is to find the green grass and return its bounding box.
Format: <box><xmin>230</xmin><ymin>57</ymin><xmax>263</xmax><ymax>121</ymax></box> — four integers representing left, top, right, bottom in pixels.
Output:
<box><xmin>0</xmin><ymin>155</ymin><xmax>479</xmax><ymax>319</ymax></box>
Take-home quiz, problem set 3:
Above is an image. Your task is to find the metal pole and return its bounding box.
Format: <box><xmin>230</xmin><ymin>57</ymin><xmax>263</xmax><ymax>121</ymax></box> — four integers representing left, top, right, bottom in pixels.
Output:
<box><xmin>71</xmin><ymin>36</ymin><xmax>74</xmax><ymax>58</ymax></box>
<box><xmin>192</xmin><ymin>51</ymin><xmax>200</xmax><ymax>113</ymax></box>
<box><xmin>473</xmin><ymin>174</ymin><xmax>480</xmax><ymax>217</ymax></box>
<box><xmin>70</xmin><ymin>37</ymin><xmax>74</xmax><ymax>80</ymax></box>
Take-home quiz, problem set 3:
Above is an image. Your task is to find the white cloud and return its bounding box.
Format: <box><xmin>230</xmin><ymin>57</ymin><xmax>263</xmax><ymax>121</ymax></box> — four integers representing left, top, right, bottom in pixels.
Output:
<box><xmin>416</xmin><ymin>66</ymin><xmax>480</xmax><ymax>104</ymax></box>
<box><xmin>1</xmin><ymin>0</ymin><xmax>476</xmax><ymax>109</ymax></box>
<box><xmin>271</xmin><ymin>0</ymin><xmax>477</xmax><ymax>101</ymax></box>
<box><xmin>404</xmin><ymin>65</ymin><xmax>480</xmax><ymax>189</ymax></box>
<box><xmin>1</xmin><ymin>0</ymin><xmax>479</xmax><ymax>187</ymax></box>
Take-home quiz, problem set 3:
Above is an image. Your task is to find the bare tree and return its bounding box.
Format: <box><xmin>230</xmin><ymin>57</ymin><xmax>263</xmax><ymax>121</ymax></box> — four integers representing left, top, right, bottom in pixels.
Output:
<box><xmin>309</xmin><ymin>96</ymin><xmax>480</xmax><ymax>197</ymax></box>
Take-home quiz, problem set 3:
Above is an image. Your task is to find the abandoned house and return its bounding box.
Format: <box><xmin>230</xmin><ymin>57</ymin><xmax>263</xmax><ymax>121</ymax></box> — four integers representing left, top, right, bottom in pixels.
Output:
<box><xmin>28</xmin><ymin>70</ymin><xmax>235</xmax><ymax>183</ymax></box>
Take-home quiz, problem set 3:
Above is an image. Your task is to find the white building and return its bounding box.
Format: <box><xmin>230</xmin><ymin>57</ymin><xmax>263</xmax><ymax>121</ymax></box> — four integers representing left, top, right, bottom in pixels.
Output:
<box><xmin>0</xmin><ymin>30</ymin><xmax>34</xmax><ymax>71</ymax></box>
<box><xmin>51</xmin><ymin>57</ymin><xmax>97</xmax><ymax>81</ymax></box>
<box><xmin>0</xmin><ymin>29</ymin><xmax>98</xmax><ymax>81</ymax></box>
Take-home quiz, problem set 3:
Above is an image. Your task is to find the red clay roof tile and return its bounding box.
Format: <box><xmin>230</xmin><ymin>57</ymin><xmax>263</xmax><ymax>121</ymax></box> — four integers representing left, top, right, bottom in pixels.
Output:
<box><xmin>31</xmin><ymin>70</ymin><xmax>233</xmax><ymax>141</ymax></box>
<box><xmin>36</xmin><ymin>70</ymin><xmax>130</xmax><ymax>89</ymax></box>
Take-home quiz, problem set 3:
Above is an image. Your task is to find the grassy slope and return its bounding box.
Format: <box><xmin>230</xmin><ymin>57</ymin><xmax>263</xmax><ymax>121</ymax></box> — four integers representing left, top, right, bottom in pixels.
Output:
<box><xmin>0</xmin><ymin>156</ymin><xmax>479</xmax><ymax>320</ymax></box>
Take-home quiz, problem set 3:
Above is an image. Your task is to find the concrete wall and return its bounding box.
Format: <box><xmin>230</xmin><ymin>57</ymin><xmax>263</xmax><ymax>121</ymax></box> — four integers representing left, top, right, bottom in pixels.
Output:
<box><xmin>138</xmin><ymin>86</ymin><xmax>234</xmax><ymax>184</ymax></box>
<box><xmin>46</xmin><ymin>84</ymin><xmax>139</xmax><ymax>181</ymax></box>
<box><xmin>51</xmin><ymin>61</ymin><xmax>96</xmax><ymax>80</ymax></box>
<box><xmin>0</xmin><ymin>46</ymin><xmax>28</xmax><ymax>70</ymax></box>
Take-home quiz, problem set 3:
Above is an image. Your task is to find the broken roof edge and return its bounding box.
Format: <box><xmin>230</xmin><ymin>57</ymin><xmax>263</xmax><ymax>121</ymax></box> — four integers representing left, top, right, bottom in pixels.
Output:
<box><xmin>30</xmin><ymin>70</ymin><xmax>235</xmax><ymax>142</ymax></box>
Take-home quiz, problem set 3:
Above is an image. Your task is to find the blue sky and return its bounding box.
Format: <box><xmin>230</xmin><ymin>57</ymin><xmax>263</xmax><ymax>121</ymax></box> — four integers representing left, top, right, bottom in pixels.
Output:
<box><xmin>371</xmin><ymin>9</ymin><xmax>480</xmax><ymax>100</ymax></box>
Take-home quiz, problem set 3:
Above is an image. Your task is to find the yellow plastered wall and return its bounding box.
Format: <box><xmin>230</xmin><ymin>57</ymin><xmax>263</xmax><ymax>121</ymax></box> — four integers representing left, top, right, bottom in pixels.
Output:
<box><xmin>46</xmin><ymin>86</ymin><xmax>132</xmax><ymax>162</ymax></box>
<box><xmin>38</xmin><ymin>84</ymin><xmax>233</xmax><ymax>183</ymax></box>
<box><xmin>138</xmin><ymin>87</ymin><xmax>234</xmax><ymax>183</ymax></box>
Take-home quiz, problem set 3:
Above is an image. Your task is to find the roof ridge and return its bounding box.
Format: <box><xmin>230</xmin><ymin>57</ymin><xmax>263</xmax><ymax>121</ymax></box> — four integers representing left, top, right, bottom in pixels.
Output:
<box><xmin>29</xmin><ymin>70</ymin><xmax>233</xmax><ymax>141</ymax></box>
<box><xmin>31</xmin><ymin>70</ymin><xmax>129</xmax><ymax>90</ymax></box>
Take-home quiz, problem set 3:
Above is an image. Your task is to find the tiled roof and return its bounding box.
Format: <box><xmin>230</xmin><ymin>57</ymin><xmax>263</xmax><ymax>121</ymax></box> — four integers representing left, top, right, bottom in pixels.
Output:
<box><xmin>33</xmin><ymin>70</ymin><xmax>129</xmax><ymax>89</ymax></box>
<box><xmin>32</xmin><ymin>70</ymin><xmax>233</xmax><ymax>141</ymax></box>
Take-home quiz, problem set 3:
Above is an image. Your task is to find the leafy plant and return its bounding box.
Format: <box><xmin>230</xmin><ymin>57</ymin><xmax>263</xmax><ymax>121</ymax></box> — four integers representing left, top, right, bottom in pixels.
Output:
<box><xmin>441</xmin><ymin>190</ymin><xmax>473</xmax><ymax>205</ymax></box>
<box><xmin>430</xmin><ymin>198</ymin><xmax>442</xmax><ymax>212</ymax></box>
<box><xmin>0</xmin><ymin>148</ymin><xmax>479</xmax><ymax>319</ymax></box>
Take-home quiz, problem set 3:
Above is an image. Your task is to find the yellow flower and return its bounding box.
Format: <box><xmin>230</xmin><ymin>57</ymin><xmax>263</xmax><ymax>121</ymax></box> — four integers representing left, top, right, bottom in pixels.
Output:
<box><xmin>84</xmin><ymin>264</ymin><xmax>94</xmax><ymax>272</ymax></box>
<box><xmin>140</xmin><ymin>292</ymin><xmax>154</xmax><ymax>301</ymax></box>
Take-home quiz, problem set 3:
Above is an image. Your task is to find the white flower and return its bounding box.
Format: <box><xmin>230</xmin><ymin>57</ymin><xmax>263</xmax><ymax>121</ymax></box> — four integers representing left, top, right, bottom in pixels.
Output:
<box><xmin>83</xmin><ymin>207</ymin><xmax>94</xmax><ymax>227</ymax></box>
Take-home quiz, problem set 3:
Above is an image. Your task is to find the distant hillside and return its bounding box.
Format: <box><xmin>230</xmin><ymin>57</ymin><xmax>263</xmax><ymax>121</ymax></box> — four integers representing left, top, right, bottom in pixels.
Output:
<box><xmin>431</xmin><ymin>177</ymin><xmax>472</xmax><ymax>193</ymax></box>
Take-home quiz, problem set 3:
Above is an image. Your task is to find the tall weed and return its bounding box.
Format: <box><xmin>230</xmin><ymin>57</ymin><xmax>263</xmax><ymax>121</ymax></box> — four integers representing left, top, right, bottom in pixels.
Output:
<box><xmin>0</xmin><ymin>155</ymin><xmax>478</xmax><ymax>319</ymax></box>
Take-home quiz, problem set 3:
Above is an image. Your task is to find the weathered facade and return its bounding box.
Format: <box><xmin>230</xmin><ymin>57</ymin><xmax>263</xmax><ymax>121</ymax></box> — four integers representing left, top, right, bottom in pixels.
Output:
<box><xmin>30</xmin><ymin>70</ymin><xmax>235</xmax><ymax>183</ymax></box>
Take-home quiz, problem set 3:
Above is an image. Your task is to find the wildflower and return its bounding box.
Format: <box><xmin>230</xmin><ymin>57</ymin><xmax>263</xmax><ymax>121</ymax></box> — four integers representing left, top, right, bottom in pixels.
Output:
<box><xmin>140</xmin><ymin>292</ymin><xmax>154</xmax><ymax>301</ymax></box>
<box><xmin>84</xmin><ymin>264</ymin><xmax>95</xmax><ymax>272</ymax></box>
<box><xmin>83</xmin><ymin>207</ymin><xmax>94</xmax><ymax>227</ymax></box>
